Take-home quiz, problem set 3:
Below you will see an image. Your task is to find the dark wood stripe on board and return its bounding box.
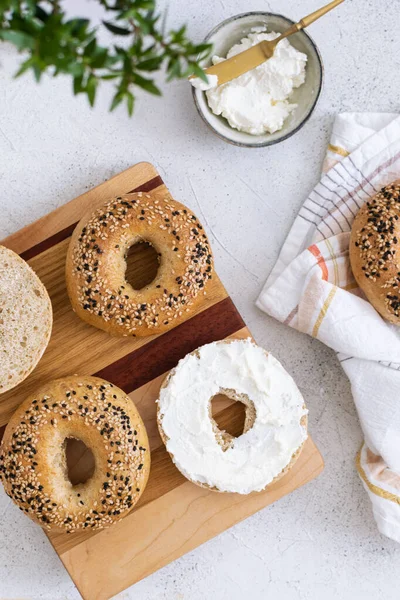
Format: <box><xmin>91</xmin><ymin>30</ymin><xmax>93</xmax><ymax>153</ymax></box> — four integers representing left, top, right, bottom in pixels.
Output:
<box><xmin>20</xmin><ymin>175</ymin><xmax>163</xmax><ymax>262</ymax></box>
<box><xmin>95</xmin><ymin>296</ymin><xmax>245</xmax><ymax>392</ymax></box>
<box><xmin>20</xmin><ymin>222</ymin><xmax>77</xmax><ymax>262</ymax></box>
<box><xmin>131</xmin><ymin>175</ymin><xmax>163</xmax><ymax>194</ymax></box>
<box><xmin>0</xmin><ymin>297</ymin><xmax>244</xmax><ymax>444</ymax></box>
<box><xmin>0</xmin><ymin>425</ymin><xmax>5</xmax><ymax>444</ymax></box>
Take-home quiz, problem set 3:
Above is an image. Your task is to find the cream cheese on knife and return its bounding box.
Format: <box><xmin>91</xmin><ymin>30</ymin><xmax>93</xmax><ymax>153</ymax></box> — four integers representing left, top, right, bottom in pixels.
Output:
<box><xmin>190</xmin><ymin>73</ymin><xmax>218</xmax><ymax>91</ymax></box>
<box><xmin>204</xmin><ymin>30</ymin><xmax>307</xmax><ymax>135</ymax></box>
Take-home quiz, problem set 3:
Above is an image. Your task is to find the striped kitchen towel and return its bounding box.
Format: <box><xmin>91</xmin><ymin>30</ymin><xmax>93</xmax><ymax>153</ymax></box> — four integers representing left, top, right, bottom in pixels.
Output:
<box><xmin>257</xmin><ymin>112</ymin><xmax>400</xmax><ymax>543</ymax></box>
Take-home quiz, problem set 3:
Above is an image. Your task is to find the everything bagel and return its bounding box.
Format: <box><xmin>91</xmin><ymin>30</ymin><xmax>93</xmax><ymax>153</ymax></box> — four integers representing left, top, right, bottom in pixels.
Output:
<box><xmin>66</xmin><ymin>190</ymin><xmax>213</xmax><ymax>336</ymax></box>
<box><xmin>0</xmin><ymin>375</ymin><xmax>150</xmax><ymax>533</ymax></box>
<box><xmin>350</xmin><ymin>180</ymin><xmax>400</xmax><ymax>324</ymax></box>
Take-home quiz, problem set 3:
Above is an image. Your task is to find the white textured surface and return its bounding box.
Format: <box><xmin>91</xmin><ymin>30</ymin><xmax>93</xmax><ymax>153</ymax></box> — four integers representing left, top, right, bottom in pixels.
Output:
<box><xmin>1</xmin><ymin>0</ymin><xmax>400</xmax><ymax>598</ymax></box>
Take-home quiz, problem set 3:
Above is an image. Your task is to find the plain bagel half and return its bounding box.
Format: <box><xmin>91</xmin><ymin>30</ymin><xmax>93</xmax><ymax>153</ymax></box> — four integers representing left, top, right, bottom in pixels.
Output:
<box><xmin>0</xmin><ymin>245</ymin><xmax>52</xmax><ymax>393</ymax></box>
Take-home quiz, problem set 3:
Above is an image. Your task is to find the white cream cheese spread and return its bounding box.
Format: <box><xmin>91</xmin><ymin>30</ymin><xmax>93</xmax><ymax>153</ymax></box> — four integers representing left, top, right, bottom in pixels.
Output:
<box><xmin>157</xmin><ymin>339</ymin><xmax>308</xmax><ymax>494</ymax></box>
<box><xmin>190</xmin><ymin>73</ymin><xmax>218</xmax><ymax>91</ymax></box>
<box><xmin>206</xmin><ymin>30</ymin><xmax>307</xmax><ymax>135</ymax></box>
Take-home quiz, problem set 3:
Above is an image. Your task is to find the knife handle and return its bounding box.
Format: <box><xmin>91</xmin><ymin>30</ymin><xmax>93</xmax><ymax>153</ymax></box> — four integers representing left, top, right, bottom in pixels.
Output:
<box><xmin>278</xmin><ymin>0</ymin><xmax>344</xmax><ymax>42</ymax></box>
<box><xmin>298</xmin><ymin>0</ymin><xmax>345</xmax><ymax>29</ymax></box>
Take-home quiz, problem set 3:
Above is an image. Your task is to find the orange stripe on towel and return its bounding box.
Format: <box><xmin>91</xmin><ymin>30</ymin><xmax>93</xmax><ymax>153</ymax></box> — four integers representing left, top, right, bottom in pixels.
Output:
<box><xmin>308</xmin><ymin>245</ymin><xmax>328</xmax><ymax>281</ymax></box>
<box><xmin>284</xmin><ymin>306</ymin><xmax>299</xmax><ymax>326</ymax></box>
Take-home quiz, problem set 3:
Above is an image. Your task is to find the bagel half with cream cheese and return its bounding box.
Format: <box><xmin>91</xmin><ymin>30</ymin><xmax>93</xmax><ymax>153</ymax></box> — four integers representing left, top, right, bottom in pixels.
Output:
<box><xmin>157</xmin><ymin>339</ymin><xmax>307</xmax><ymax>494</ymax></box>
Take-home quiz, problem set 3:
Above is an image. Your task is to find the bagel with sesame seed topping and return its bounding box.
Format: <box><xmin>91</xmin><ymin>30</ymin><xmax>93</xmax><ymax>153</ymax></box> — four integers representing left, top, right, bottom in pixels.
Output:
<box><xmin>66</xmin><ymin>190</ymin><xmax>214</xmax><ymax>337</ymax></box>
<box><xmin>350</xmin><ymin>181</ymin><xmax>400</xmax><ymax>324</ymax></box>
<box><xmin>0</xmin><ymin>375</ymin><xmax>150</xmax><ymax>533</ymax></box>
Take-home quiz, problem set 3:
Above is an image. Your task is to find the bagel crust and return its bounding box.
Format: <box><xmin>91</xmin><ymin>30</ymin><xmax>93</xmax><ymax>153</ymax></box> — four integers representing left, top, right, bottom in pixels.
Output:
<box><xmin>66</xmin><ymin>190</ymin><xmax>213</xmax><ymax>336</ymax></box>
<box><xmin>0</xmin><ymin>376</ymin><xmax>150</xmax><ymax>533</ymax></box>
<box><xmin>350</xmin><ymin>180</ymin><xmax>400</xmax><ymax>324</ymax></box>
<box><xmin>0</xmin><ymin>245</ymin><xmax>52</xmax><ymax>393</ymax></box>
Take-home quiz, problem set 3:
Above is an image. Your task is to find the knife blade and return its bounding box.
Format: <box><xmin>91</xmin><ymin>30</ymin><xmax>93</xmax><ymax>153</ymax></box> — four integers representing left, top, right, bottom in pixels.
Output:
<box><xmin>201</xmin><ymin>41</ymin><xmax>276</xmax><ymax>87</ymax></box>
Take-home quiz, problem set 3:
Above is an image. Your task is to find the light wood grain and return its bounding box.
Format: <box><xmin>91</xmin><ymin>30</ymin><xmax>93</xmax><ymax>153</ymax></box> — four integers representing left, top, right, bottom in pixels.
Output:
<box><xmin>0</xmin><ymin>162</ymin><xmax>324</xmax><ymax>600</ymax></box>
<box><xmin>59</xmin><ymin>437</ymin><xmax>323</xmax><ymax>600</ymax></box>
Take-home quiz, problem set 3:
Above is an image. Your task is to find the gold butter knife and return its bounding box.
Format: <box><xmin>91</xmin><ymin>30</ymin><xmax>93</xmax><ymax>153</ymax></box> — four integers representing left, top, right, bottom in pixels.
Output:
<box><xmin>195</xmin><ymin>0</ymin><xmax>344</xmax><ymax>87</ymax></box>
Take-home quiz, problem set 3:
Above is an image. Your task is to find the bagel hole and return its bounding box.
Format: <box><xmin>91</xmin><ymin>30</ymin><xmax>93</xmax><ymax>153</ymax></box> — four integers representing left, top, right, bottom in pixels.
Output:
<box><xmin>211</xmin><ymin>393</ymin><xmax>247</xmax><ymax>439</ymax></box>
<box><xmin>125</xmin><ymin>241</ymin><xmax>160</xmax><ymax>290</ymax></box>
<box><xmin>65</xmin><ymin>437</ymin><xmax>95</xmax><ymax>486</ymax></box>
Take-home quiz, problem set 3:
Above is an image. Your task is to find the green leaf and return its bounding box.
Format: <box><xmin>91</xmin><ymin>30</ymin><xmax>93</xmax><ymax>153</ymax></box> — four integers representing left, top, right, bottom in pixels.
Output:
<box><xmin>101</xmin><ymin>72</ymin><xmax>123</xmax><ymax>80</ymax></box>
<box><xmin>86</xmin><ymin>74</ymin><xmax>98</xmax><ymax>106</ymax></box>
<box><xmin>136</xmin><ymin>56</ymin><xmax>163</xmax><ymax>71</ymax></box>
<box><xmin>140</xmin><ymin>42</ymin><xmax>156</xmax><ymax>57</ymax></box>
<box><xmin>130</xmin><ymin>12</ymin><xmax>154</xmax><ymax>35</ymax></box>
<box><xmin>91</xmin><ymin>47</ymin><xmax>109</xmax><ymax>68</ymax></box>
<box><xmin>126</xmin><ymin>91</ymin><xmax>135</xmax><ymax>116</ymax></box>
<box><xmin>166</xmin><ymin>58</ymin><xmax>181</xmax><ymax>81</ymax></box>
<box><xmin>119</xmin><ymin>3</ymin><xmax>155</xmax><ymax>20</ymax></box>
<box><xmin>84</xmin><ymin>38</ymin><xmax>97</xmax><ymax>57</ymax></box>
<box><xmin>171</xmin><ymin>25</ymin><xmax>186</xmax><ymax>44</ymax></box>
<box><xmin>65</xmin><ymin>62</ymin><xmax>85</xmax><ymax>77</ymax></box>
<box><xmin>189</xmin><ymin>63</ymin><xmax>208</xmax><ymax>82</ymax></box>
<box><xmin>14</xmin><ymin>57</ymin><xmax>34</xmax><ymax>78</ymax></box>
<box><xmin>110</xmin><ymin>91</ymin><xmax>124</xmax><ymax>112</ymax></box>
<box><xmin>73</xmin><ymin>74</ymin><xmax>83</xmax><ymax>95</ymax></box>
<box><xmin>69</xmin><ymin>18</ymin><xmax>90</xmax><ymax>37</ymax></box>
<box><xmin>114</xmin><ymin>44</ymin><xmax>127</xmax><ymax>57</ymax></box>
<box><xmin>32</xmin><ymin>64</ymin><xmax>42</xmax><ymax>82</ymax></box>
<box><xmin>193</xmin><ymin>43</ymin><xmax>212</xmax><ymax>55</ymax></box>
<box><xmin>133</xmin><ymin>73</ymin><xmax>161</xmax><ymax>95</ymax></box>
<box><xmin>9</xmin><ymin>14</ymin><xmax>41</xmax><ymax>35</ymax></box>
<box><xmin>103</xmin><ymin>21</ymin><xmax>131</xmax><ymax>36</ymax></box>
<box><xmin>0</xmin><ymin>29</ymin><xmax>35</xmax><ymax>50</ymax></box>
<box><xmin>35</xmin><ymin>6</ymin><xmax>50</xmax><ymax>22</ymax></box>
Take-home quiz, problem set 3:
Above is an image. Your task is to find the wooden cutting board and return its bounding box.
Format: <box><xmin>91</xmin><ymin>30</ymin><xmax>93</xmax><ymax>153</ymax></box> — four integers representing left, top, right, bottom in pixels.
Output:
<box><xmin>0</xmin><ymin>162</ymin><xmax>324</xmax><ymax>600</ymax></box>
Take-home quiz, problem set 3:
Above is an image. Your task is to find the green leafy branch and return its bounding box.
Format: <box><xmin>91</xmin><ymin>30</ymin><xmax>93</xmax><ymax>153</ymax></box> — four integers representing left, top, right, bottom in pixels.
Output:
<box><xmin>0</xmin><ymin>0</ymin><xmax>211</xmax><ymax>115</ymax></box>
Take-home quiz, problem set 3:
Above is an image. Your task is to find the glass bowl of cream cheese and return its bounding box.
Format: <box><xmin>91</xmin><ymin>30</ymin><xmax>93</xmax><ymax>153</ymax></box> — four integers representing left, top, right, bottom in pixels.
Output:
<box><xmin>192</xmin><ymin>12</ymin><xmax>323</xmax><ymax>147</ymax></box>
